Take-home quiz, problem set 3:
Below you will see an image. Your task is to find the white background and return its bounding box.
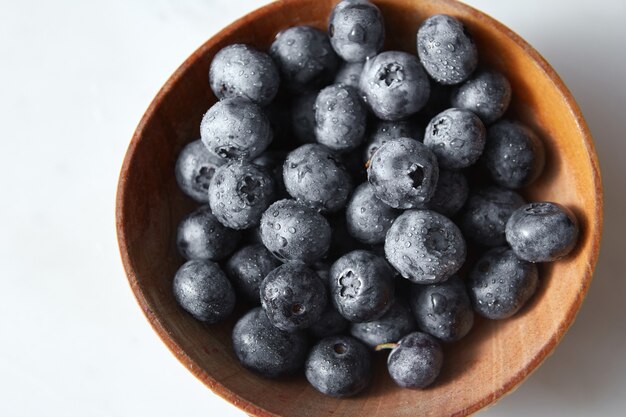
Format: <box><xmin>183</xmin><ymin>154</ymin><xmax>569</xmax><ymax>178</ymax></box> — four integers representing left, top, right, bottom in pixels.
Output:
<box><xmin>0</xmin><ymin>0</ymin><xmax>624</xmax><ymax>415</ymax></box>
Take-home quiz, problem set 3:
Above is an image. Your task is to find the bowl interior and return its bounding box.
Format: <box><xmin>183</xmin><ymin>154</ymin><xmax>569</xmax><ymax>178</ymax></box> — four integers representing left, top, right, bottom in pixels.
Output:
<box><xmin>116</xmin><ymin>0</ymin><xmax>602</xmax><ymax>416</ymax></box>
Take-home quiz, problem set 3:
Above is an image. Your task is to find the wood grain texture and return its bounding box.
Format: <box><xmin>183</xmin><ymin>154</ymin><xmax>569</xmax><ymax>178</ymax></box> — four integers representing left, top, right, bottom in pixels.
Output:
<box><xmin>115</xmin><ymin>0</ymin><xmax>603</xmax><ymax>416</ymax></box>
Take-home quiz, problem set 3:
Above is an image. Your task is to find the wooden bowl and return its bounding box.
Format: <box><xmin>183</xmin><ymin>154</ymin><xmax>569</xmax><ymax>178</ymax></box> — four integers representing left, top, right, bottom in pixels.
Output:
<box><xmin>116</xmin><ymin>0</ymin><xmax>603</xmax><ymax>415</ymax></box>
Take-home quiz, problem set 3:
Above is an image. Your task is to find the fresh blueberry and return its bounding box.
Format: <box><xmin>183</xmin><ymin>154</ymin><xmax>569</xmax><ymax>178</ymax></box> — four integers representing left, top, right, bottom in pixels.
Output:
<box><xmin>416</xmin><ymin>14</ymin><xmax>478</xmax><ymax>85</ymax></box>
<box><xmin>328</xmin><ymin>0</ymin><xmax>384</xmax><ymax>62</ymax></box>
<box><xmin>409</xmin><ymin>275</ymin><xmax>474</xmax><ymax>342</ymax></box>
<box><xmin>260</xmin><ymin>199</ymin><xmax>331</xmax><ymax>264</ymax></box>
<box><xmin>423</xmin><ymin>169</ymin><xmax>469</xmax><ymax>217</ymax></box>
<box><xmin>459</xmin><ymin>185</ymin><xmax>525</xmax><ymax>247</ymax></box>
<box><xmin>283</xmin><ymin>144</ymin><xmax>353</xmax><ymax>212</ymax></box>
<box><xmin>290</xmin><ymin>90</ymin><xmax>318</xmax><ymax>144</ymax></box>
<box><xmin>177</xmin><ymin>205</ymin><xmax>241</xmax><ymax>261</ymax></box>
<box><xmin>173</xmin><ymin>260</ymin><xmax>235</xmax><ymax>323</ymax></box>
<box><xmin>209</xmin><ymin>44</ymin><xmax>280</xmax><ymax>107</ymax></box>
<box><xmin>451</xmin><ymin>70</ymin><xmax>512</xmax><ymax>124</ymax></box>
<box><xmin>200</xmin><ymin>97</ymin><xmax>272</xmax><ymax>161</ymax></box>
<box><xmin>359</xmin><ymin>51</ymin><xmax>430</xmax><ymax>120</ymax></box>
<box><xmin>260</xmin><ymin>262</ymin><xmax>328</xmax><ymax>332</ymax></box>
<box><xmin>175</xmin><ymin>139</ymin><xmax>225</xmax><ymax>203</ymax></box>
<box><xmin>232</xmin><ymin>307</ymin><xmax>309</xmax><ymax>378</ymax></box>
<box><xmin>208</xmin><ymin>161</ymin><xmax>275</xmax><ymax>230</ymax></box>
<box><xmin>482</xmin><ymin>120</ymin><xmax>545</xmax><ymax>189</ymax></box>
<box><xmin>346</xmin><ymin>182</ymin><xmax>400</xmax><ymax>245</ymax></box>
<box><xmin>386</xmin><ymin>331</ymin><xmax>443</xmax><ymax>388</ymax></box>
<box><xmin>385</xmin><ymin>209</ymin><xmax>466</xmax><ymax>284</ymax></box>
<box><xmin>305</xmin><ymin>335</ymin><xmax>372</xmax><ymax>397</ymax></box>
<box><xmin>468</xmin><ymin>247</ymin><xmax>539</xmax><ymax>319</ymax></box>
<box><xmin>362</xmin><ymin>120</ymin><xmax>424</xmax><ymax>165</ymax></box>
<box><xmin>225</xmin><ymin>243</ymin><xmax>281</xmax><ymax>303</ymax></box>
<box><xmin>367</xmin><ymin>138</ymin><xmax>439</xmax><ymax>209</ymax></box>
<box><xmin>252</xmin><ymin>151</ymin><xmax>287</xmax><ymax>198</ymax></box>
<box><xmin>269</xmin><ymin>26</ymin><xmax>339</xmax><ymax>91</ymax></box>
<box><xmin>314</xmin><ymin>84</ymin><xmax>367</xmax><ymax>152</ymax></box>
<box><xmin>335</xmin><ymin>61</ymin><xmax>365</xmax><ymax>87</ymax></box>
<box><xmin>350</xmin><ymin>300</ymin><xmax>417</xmax><ymax>348</ymax></box>
<box><xmin>505</xmin><ymin>202</ymin><xmax>579</xmax><ymax>262</ymax></box>
<box><xmin>309</xmin><ymin>303</ymin><xmax>350</xmax><ymax>338</ymax></box>
<box><xmin>424</xmin><ymin>108</ymin><xmax>486</xmax><ymax>169</ymax></box>
<box><xmin>329</xmin><ymin>250</ymin><xmax>395</xmax><ymax>322</ymax></box>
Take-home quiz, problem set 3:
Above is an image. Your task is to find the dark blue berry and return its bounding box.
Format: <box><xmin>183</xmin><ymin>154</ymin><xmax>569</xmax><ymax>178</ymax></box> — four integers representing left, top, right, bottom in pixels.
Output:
<box><xmin>290</xmin><ymin>90</ymin><xmax>318</xmax><ymax>144</ymax></box>
<box><xmin>225</xmin><ymin>243</ymin><xmax>281</xmax><ymax>303</ymax></box>
<box><xmin>409</xmin><ymin>275</ymin><xmax>474</xmax><ymax>342</ymax></box>
<box><xmin>360</xmin><ymin>51</ymin><xmax>430</xmax><ymax>120</ymax></box>
<box><xmin>260</xmin><ymin>199</ymin><xmax>331</xmax><ymax>264</ymax></box>
<box><xmin>451</xmin><ymin>70</ymin><xmax>512</xmax><ymax>124</ymax></box>
<box><xmin>173</xmin><ymin>260</ymin><xmax>235</xmax><ymax>323</ymax></box>
<box><xmin>209</xmin><ymin>44</ymin><xmax>280</xmax><ymax>106</ymax></box>
<box><xmin>200</xmin><ymin>97</ymin><xmax>272</xmax><ymax>161</ymax></box>
<box><xmin>346</xmin><ymin>182</ymin><xmax>400</xmax><ymax>245</ymax></box>
<box><xmin>422</xmin><ymin>169</ymin><xmax>468</xmax><ymax>217</ymax></box>
<box><xmin>208</xmin><ymin>161</ymin><xmax>275</xmax><ymax>230</ymax></box>
<box><xmin>335</xmin><ymin>61</ymin><xmax>364</xmax><ymax>87</ymax></box>
<box><xmin>385</xmin><ymin>209</ymin><xmax>466</xmax><ymax>284</ymax></box>
<box><xmin>468</xmin><ymin>247</ymin><xmax>539</xmax><ymax>319</ymax></box>
<box><xmin>232</xmin><ymin>307</ymin><xmax>308</xmax><ymax>378</ymax></box>
<box><xmin>367</xmin><ymin>138</ymin><xmax>439</xmax><ymax>209</ymax></box>
<box><xmin>424</xmin><ymin>108</ymin><xmax>486</xmax><ymax>169</ymax></box>
<box><xmin>350</xmin><ymin>300</ymin><xmax>417</xmax><ymax>348</ymax></box>
<box><xmin>305</xmin><ymin>335</ymin><xmax>372</xmax><ymax>397</ymax></box>
<box><xmin>283</xmin><ymin>144</ymin><xmax>353</xmax><ymax>212</ymax></box>
<box><xmin>260</xmin><ymin>262</ymin><xmax>328</xmax><ymax>331</ymax></box>
<box><xmin>175</xmin><ymin>139</ymin><xmax>225</xmax><ymax>204</ymax></box>
<box><xmin>328</xmin><ymin>0</ymin><xmax>384</xmax><ymax>62</ymax></box>
<box><xmin>482</xmin><ymin>120</ymin><xmax>545</xmax><ymax>189</ymax></box>
<box><xmin>387</xmin><ymin>332</ymin><xmax>443</xmax><ymax>389</ymax></box>
<box><xmin>460</xmin><ymin>186</ymin><xmax>525</xmax><ymax>247</ymax></box>
<box><xmin>315</xmin><ymin>84</ymin><xmax>367</xmax><ymax>152</ymax></box>
<box><xmin>329</xmin><ymin>250</ymin><xmax>395</xmax><ymax>322</ymax></box>
<box><xmin>506</xmin><ymin>202</ymin><xmax>579</xmax><ymax>262</ymax></box>
<box><xmin>176</xmin><ymin>205</ymin><xmax>241</xmax><ymax>261</ymax></box>
<box><xmin>269</xmin><ymin>26</ymin><xmax>339</xmax><ymax>91</ymax></box>
<box><xmin>417</xmin><ymin>14</ymin><xmax>478</xmax><ymax>85</ymax></box>
<box><xmin>362</xmin><ymin>120</ymin><xmax>424</xmax><ymax>165</ymax></box>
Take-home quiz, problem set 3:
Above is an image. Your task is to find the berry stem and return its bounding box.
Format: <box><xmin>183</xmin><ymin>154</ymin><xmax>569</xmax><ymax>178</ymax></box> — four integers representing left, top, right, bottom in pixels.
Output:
<box><xmin>374</xmin><ymin>342</ymin><xmax>398</xmax><ymax>351</ymax></box>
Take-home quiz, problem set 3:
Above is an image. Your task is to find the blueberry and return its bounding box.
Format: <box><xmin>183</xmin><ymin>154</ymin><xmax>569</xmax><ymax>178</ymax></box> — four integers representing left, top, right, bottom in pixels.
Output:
<box><xmin>200</xmin><ymin>97</ymin><xmax>272</xmax><ymax>161</ymax></box>
<box><xmin>314</xmin><ymin>84</ymin><xmax>367</xmax><ymax>152</ymax></box>
<box><xmin>260</xmin><ymin>262</ymin><xmax>328</xmax><ymax>331</ymax></box>
<box><xmin>309</xmin><ymin>303</ymin><xmax>350</xmax><ymax>338</ymax></box>
<box><xmin>225</xmin><ymin>243</ymin><xmax>281</xmax><ymax>303</ymax></box>
<box><xmin>208</xmin><ymin>161</ymin><xmax>275</xmax><ymax>230</ymax></box>
<box><xmin>269</xmin><ymin>26</ymin><xmax>339</xmax><ymax>91</ymax></box>
<box><xmin>460</xmin><ymin>185</ymin><xmax>525</xmax><ymax>247</ymax></box>
<box><xmin>468</xmin><ymin>247</ymin><xmax>539</xmax><ymax>319</ymax></box>
<box><xmin>283</xmin><ymin>144</ymin><xmax>353</xmax><ymax>212</ymax></box>
<box><xmin>177</xmin><ymin>205</ymin><xmax>241</xmax><ymax>261</ymax></box>
<box><xmin>346</xmin><ymin>182</ymin><xmax>400</xmax><ymax>245</ymax></box>
<box><xmin>451</xmin><ymin>70</ymin><xmax>512</xmax><ymax>124</ymax></box>
<box><xmin>290</xmin><ymin>90</ymin><xmax>318</xmax><ymax>144</ymax></box>
<box><xmin>362</xmin><ymin>120</ymin><xmax>424</xmax><ymax>165</ymax></box>
<box><xmin>416</xmin><ymin>14</ymin><xmax>478</xmax><ymax>85</ymax></box>
<box><xmin>305</xmin><ymin>335</ymin><xmax>372</xmax><ymax>397</ymax></box>
<box><xmin>350</xmin><ymin>300</ymin><xmax>417</xmax><ymax>348</ymax></box>
<box><xmin>173</xmin><ymin>260</ymin><xmax>235</xmax><ymax>323</ymax></box>
<box><xmin>423</xmin><ymin>169</ymin><xmax>468</xmax><ymax>217</ymax></box>
<box><xmin>424</xmin><ymin>108</ymin><xmax>486</xmax><ymax>169</ymax></box>
<box><xmin>328</xmin><ymin>0</ymin><xmax>384</xmax><ymax>62</ymax></box>
<box><xmin>385</xmin><ymin>210</ymin><xmax>466</xmax><ymax>284</ymax></box>
<box><xmin>505</xmin><ymin>202</ymin><xmax>579</xmax><ymax>262</ymax></box>
<box><xmin>260</xmin><ymin>199</ymin><xmax>331</xmax><ymax>264</ymax></box>
<box><xmin>329</xmin><ymin>250</ymin><xmax>395</xmax><ymax>322</ymax></box>
<box><xmin>209</xmin><ymin>44</ymin><xmax>280</xmax><ymax>106</ymax></box>
<box><xmin>359</xmin><ymin>51</ymin><xmax>430</xmax><ymax>120</ymax></box>
<box><xmin>367</xmin><ymin>138</ymin><xmax>439</xmax><ymax>209</ymax></box>
<box><xmin>335</xmin><ymin>61</ymin><xmax>365</xmax><ymax>87</ymax></box>
<box><xmin>387</xmin><ymin>331</ymin><xmax>443</xmax><ymax>388</ymax></box>
<box><xmin>232</xmin><ymin>307</ymin><xmax>309</xmax><ymax>378</ymax></box>
<box><xmin>174</xmin><ymin>139</ymin><xmax>224</xmax><ymax>203</ymax></box>
<box><xmin>409</xmin><ymin>275</ymin><xmax>474</xmax><ymax>342</ymax></box>
<box><xmin>481</xmin><ymin>120</ymin><xmax>545</xmax><ymax>189</ymax></box>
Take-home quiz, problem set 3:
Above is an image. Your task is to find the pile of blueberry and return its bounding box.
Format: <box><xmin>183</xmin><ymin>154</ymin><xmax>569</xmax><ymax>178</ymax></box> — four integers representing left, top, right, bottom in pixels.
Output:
<box><xmin>172</xmin><ymin>0</ymin><xmax>579</xmax><ymax>397</ymax></box>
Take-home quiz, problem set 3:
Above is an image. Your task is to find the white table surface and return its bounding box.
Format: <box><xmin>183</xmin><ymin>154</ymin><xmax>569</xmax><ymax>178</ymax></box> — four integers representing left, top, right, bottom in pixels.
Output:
<box><xmin>0</xmin><ymin>0</ymin><xmax>624</xmax><ymax>415</ymax></box>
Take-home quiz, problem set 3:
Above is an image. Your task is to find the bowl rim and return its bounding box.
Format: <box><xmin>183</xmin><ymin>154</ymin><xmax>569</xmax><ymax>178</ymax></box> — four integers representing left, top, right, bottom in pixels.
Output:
<box><xmin>115</xmin><ymin>0</ymin><xmax>604</xmax><ymax>415</ymax></box>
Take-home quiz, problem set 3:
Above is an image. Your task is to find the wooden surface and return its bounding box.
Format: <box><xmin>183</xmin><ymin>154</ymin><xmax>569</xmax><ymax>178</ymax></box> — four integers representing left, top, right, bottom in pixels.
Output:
<box><xmin>115</xmin><ymin>0</ymin><xmax>603</xmax><ymax>415</ymax></box>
